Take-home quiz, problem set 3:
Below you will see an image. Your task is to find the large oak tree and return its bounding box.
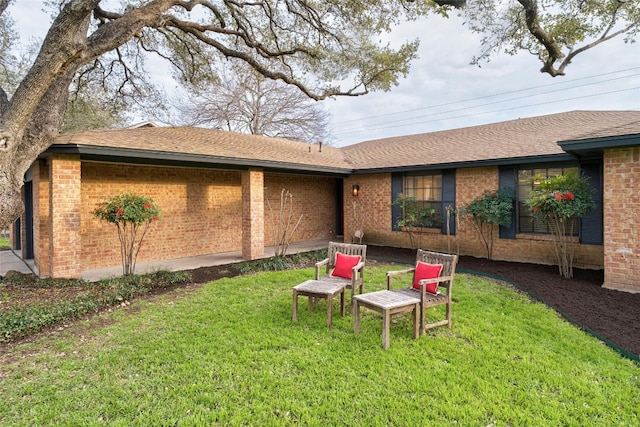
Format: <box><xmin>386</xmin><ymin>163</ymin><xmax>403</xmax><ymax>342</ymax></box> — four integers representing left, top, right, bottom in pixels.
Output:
<box><xmin>0</xmin><ymin>0</ymin><xmax>638</xmax><ymax>229</ymax></box>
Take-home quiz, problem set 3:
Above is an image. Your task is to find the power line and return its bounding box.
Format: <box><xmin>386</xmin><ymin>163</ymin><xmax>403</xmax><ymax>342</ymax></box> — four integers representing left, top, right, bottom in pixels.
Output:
<box><xmin>332</xmin><ymin>66</ymin><xmax>640</xmax><ymax>127</ymax></box>
<box><xmin>334</xmin><ymin>87</ymin><xmax>640</xmax><ymax>136</ymax></box>
<box><xmin>333</xmin><ymin>73</ymin><xmax>640</xmax><ymax>134</ymax></box>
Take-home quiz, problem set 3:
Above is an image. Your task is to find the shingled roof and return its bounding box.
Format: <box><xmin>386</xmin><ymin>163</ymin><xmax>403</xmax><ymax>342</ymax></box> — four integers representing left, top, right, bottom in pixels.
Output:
<box><xmin>52</xmin><ymin>126</ymin><xmax>351</xmax><ymax>174</ymax></box>
<box><xmin>51</xmin><ymin>110</ymin><xmax>640</xmax><ymax>174</ymax></box>
<box><xmin>342</xmin><ymin>111</ymin><xmax>640</xmax><ymax>171</ymax></box>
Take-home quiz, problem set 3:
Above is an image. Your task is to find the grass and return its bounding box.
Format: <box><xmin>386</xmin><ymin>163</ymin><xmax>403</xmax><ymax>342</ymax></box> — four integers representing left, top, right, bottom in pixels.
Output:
<box><xmin>0</xmin><ymin>265</ymin><xmax>638</xmax><ymax>426</ymax></box>
<box><xmin>0</xmin><ymin>236</ymin><xmax>9</xmax><ymax>250</ymax></box>
<box><xmin>0</xmin><ymin>271</ymin><xmax>192</xmax><ymax>343</ymax></box>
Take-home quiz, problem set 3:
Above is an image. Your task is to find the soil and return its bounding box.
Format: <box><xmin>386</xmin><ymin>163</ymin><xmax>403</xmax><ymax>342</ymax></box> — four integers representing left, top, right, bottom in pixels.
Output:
<box><xmin>2</xmin><ymin>246</ymin><xmax>639</xmax><ymax>358</ymax></box>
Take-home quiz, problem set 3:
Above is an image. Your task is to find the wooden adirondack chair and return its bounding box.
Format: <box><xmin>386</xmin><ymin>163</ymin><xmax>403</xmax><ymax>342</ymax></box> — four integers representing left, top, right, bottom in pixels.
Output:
<box><xmin>386</xmin><ymin>249</ymin><xmax>458</xmax><ymax>334</ymax></box>
<box><xmin>315</xmin><ymin>241</ymin><xmax>367</xmax><ymax>301</ymax></box>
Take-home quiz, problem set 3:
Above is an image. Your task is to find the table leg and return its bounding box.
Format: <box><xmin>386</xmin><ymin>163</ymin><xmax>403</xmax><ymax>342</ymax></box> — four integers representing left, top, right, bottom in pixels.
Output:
<box><xmin>383</xmin><ymin>309</ymin><xmax>390</xmax><ymax>350</ymax></box>
<box><xmin>354</xmin><ymin>300</ymin><xmax>361</xmax><ymax>333</ymax></box>
<box><xmin>292</xmin><ymin>290</ymin><xmax>298</xmax><ymax>322</ymax></box>
<box><xmin>327</xmin><ymin>295</ymin><xmax>333</xmax><ymax>329</ymax></box>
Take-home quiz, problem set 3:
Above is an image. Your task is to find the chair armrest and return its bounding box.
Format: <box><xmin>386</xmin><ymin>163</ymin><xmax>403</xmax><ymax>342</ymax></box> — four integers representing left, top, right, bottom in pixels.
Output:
<box><xmin>314</xmin><ymin>258</ymin><xmax>330</xmax><ymax>280</ymax></box>
<box><xmin>417</xmin><ymin>275</ymin><xmax>454</xmax><ymax>296</ymax></box>
<box><xmin>352</xmin><ymin>261</ymin><xmax>365</xmax><ymax>275</ymax></box>
<box><xmin>386</xmin><ymin>267</ymin><xmax>415</xmax><ymax>290</ymax></box>
<box><xmin>417</xmin><ymin>275</ymin><xmax>452</xmax><ymax>285</ymax></box>
<box><xmin>350</xmin><ymin>261</ymin><xmax>366</xmax><ymax>286</ymax></box>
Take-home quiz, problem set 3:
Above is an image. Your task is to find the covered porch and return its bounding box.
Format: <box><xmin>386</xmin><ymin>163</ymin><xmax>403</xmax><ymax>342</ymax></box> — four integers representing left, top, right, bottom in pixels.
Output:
<box><xmin>1</xmin><ymin>239</ymin><xmax>331</xmax><ymax>281</ymax></box>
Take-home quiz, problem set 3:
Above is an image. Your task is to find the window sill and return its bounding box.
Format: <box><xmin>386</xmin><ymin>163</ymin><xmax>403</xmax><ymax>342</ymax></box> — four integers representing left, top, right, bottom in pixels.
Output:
<box><xmin>401</xmin><ymin>226</ymin><xmax>441</xmax><ymax>234</ymax></box>
<box><xmin>515</xmin><ymin>233</ymin><xmax>579</xmax><ymax>243</ymax></box>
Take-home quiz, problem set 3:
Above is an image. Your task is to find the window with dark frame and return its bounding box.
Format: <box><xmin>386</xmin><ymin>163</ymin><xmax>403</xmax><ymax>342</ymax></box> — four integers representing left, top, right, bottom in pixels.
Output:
<box><xmin>403</xmin><ymin>173</ymin><xmax>443</xmax><ymax>228</ymax></box>
<box><xmin>517</xmin><ymin>166</ymin><xmax>579</xmax><ymax>235</ymax></box>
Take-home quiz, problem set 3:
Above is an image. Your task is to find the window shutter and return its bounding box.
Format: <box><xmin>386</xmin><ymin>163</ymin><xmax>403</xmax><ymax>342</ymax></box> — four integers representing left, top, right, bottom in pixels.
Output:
<box><xmin>441</xmin><ymin>169</ymin><xmax>456</xmax><ymax>235</ymax></box>
<box><xmin>579</xmin><ymin>162</ymin><xmax>603</xmax><ymax>245</ymax></box>
<box><xmin>391</xmin><ymin>173</ymin><xmax>403</xmax><ymax>231</ymax></box>
<box><xmin>499</xmin><ymin>166</ymin><xmax>517</xmax><ymax>239</ymax></box>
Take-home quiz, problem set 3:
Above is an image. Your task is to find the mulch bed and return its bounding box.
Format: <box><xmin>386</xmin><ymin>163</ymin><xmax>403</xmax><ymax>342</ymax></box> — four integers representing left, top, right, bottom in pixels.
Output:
<box><xmin>364</xmin><ymin>246</ymin><xmax>640</xmax><ymax>360</ymax></box>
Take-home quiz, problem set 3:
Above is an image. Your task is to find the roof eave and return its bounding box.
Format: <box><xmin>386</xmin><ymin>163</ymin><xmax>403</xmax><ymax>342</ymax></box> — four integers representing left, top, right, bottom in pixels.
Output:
<box><xmin>42</xmin><ymin>144</ymin><xmax>353</xmax><ymax>176</ymax></box>
<box><xmin>558</xmin><ymin>133</ymin><xmax>640</xmax><ymax>158</ymax></box>
<box><xmin>350</xmin><ymin>153</ymin><xmax>577</xmax><ymax>174</ymax></box>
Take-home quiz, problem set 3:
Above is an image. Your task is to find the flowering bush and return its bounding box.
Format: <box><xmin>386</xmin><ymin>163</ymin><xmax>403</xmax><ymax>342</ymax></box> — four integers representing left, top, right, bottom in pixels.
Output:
<box><xmin>524</xmin><ymin>170</ymin><xmax>595</xmax><ymax>278</ymax></box>
<box><xmin>93</xmin><ymin>192</ymin><xmax>161</xmax><ymax>275</ymax></box>
<box><xmin>459</xmin><ymin>189</ymin><xmax>514</xmax><ymax>260</ymax></box>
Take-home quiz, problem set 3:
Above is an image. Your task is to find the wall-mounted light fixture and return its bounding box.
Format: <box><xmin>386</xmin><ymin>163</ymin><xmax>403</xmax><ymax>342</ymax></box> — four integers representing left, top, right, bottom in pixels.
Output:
<box><xmin>352</xmin><ymin>184</ymin><xmax>360</xmax><ymax>197</ymax></box>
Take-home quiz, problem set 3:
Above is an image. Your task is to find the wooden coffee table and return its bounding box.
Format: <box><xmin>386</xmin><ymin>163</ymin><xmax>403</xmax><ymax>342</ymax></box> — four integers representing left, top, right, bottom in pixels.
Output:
<box><xmin>293</xmin><ymin>279</ymin><xmax>346</xmax><ymax>329</ymax></box>
<box><xmin>353</xmin><ymin>290</ymin><xmax>421</xmax><ymax>349</ymax></box>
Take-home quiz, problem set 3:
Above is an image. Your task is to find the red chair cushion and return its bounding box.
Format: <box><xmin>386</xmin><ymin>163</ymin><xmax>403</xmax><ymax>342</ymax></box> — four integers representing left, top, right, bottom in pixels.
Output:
<box><xmin>412</xmin><ymin>262</ymin><xmax>443</xmax><ymax>294</ymax></box>
<box><xmin>330</xmin><ymin>252</ymin><xmax>362</xmax><ymax>280</ymax></box>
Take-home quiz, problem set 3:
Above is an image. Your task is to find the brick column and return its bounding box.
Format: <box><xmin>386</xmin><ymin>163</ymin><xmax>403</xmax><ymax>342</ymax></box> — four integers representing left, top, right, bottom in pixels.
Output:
<box><xmin>603</xmin><ymin>147</ymin><xmax>640</xmax><ymax>293</ymax></box>
<box><xmin>32</xmin><ymin>160</ymin><xmax>50</xmax><ymax>276</ymax></box>
<box><xmin>49</xmin><ymin>155</ymin><xmax>82</xmax><ymax>278</ymax></box>
<box><xmin>241</xmin><ymin>168</ymin><xmax>264</xmax><ymax>260</ymax></box>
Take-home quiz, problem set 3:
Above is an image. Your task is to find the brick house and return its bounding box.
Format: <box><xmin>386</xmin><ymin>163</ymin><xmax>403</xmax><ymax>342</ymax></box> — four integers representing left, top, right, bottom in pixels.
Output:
<box><xmin>11</xmin><ymin>110</ymin><xmax>640</xmax><ymax>292</ymax></box>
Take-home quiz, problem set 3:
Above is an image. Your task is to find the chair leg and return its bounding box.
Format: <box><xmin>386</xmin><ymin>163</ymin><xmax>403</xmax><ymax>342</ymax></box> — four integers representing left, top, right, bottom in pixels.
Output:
<box><xmin>292</xmin><ymin>290</ymin><xmax>298</xmax><ymax>322</ymax></box>
<box><xmin>446</xmin><ymin>302</ymin><xmax>452</xmax><ymax>328</ymax></box>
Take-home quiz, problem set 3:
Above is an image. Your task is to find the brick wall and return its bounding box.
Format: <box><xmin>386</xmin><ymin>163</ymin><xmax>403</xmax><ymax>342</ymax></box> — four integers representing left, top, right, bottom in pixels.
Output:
<box><xmin>264</xmin><ymin>173</ymin><xmax>337</xmax><ymax>245</ymax></box>
<box><xmin>82</xmin><ymin>162</ymin><xmax>243</xmax><ymax>270</ymax></box>
<box><xmin>345</xmin><ymin>169</ymin><xmax>603</xmax><ymax>270</ymax></box>
<box><xmin>76</xmin><ymin>163</ymin><xmax>336</xmax><ymax>272</ymax></box>
<box><xmin>603</xmin><ymin>147</ymin><xmax>640</xmax><ymax>292</ymax></box>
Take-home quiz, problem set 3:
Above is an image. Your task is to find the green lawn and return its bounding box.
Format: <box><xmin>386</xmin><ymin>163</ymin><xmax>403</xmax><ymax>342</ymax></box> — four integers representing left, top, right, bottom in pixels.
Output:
<box><xmin>0</xmin><ymin>265</ymin><xmax>638</xmax><ymax>426</ymax></box>
<box><xmin>0</xmin><ymin>236</ymin><xmax>9</xmax><ymax>250</ymax></box>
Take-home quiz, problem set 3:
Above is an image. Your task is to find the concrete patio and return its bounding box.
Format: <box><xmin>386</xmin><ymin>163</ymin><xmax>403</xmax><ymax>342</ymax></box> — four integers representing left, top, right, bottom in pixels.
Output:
<box><xmin>1</xmin><ymin>239</ymin><xmax>331</xmax><ymax>281</ymax></box>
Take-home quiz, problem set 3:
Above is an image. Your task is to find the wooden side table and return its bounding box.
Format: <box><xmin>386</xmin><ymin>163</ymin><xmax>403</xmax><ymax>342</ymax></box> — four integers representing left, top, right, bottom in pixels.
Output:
<box><xmin>293</xmin><ymin>279</ymin><xmax>346</xmax><ymax>329</ymax></box>
<box><xmin>353</xmin><ymin>290</ymin><xmax>421</xmax><ymax>349</ymax></box>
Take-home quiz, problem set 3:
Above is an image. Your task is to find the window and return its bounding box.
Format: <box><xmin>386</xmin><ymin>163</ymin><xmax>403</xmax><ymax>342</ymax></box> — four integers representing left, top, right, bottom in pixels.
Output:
<box><xmin>402</xmin><ymin>173</ymin><xmax>443</xmax><ymax>228</ymax></box>
<box><xmin>517</xmin><ymin>166</ymin><xmax>578</xmax><ymax>235</ymax></box>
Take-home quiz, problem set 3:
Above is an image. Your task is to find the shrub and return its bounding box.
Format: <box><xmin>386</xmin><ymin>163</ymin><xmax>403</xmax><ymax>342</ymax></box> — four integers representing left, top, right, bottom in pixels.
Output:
<box><xmin>93</xmin><ymin>192</ymin><xmax>161</xmax><ymax>275</ymax></box>
<box><xmin>524</xmin><ymin>170</ymin><xmax>595</xmax><ymax>278</ymax></box>
<box><xmin>459</xmin><ymin>189</ymin><xmax>514</xmax><ymax>259</ymax></box>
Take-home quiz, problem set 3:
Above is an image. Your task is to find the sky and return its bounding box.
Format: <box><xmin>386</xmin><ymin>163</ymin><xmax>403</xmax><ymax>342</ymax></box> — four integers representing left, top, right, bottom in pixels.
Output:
<box><xmin>9</xmin><ymin>1</ymin><xmax>640</xmax><ymax>147</ymax></box>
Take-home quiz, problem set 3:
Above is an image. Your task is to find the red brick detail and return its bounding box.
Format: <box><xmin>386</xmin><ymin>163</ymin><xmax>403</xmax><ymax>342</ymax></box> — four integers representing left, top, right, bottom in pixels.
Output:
<box><xmin>603</xmin><ymin>147</ymin><xmax>640</xmax><ymax>293</ymax></box>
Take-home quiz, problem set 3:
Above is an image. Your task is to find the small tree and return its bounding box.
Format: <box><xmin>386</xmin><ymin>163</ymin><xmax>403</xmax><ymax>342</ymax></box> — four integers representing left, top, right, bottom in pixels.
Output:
<box><xmin>352</xmin><ymin>200</ymin><xmax>365</xmax><ymax>244</ymax></box>
<box><xmin>266</xmin><ymin>189</ymin><xmax>303</xmax><ymax>257</ymax></box>
<box><xmin>524</xmin><ymin>171</ymin><xmax>595</xmax><ymax>278</ymax></box>
<box><xmin>93</xmin><ymin>193</ymin><xmax>161</xmax><ymax>276</ymax></box>
<box><xmin>392</xmin><ymin>194</ymin><xmax>440</xmax><ymax>250</ymax></box>
<box><xmin>459</xmin><ymin>189</ymin><xmax>514</xmax><ymax>260</ymax></box>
